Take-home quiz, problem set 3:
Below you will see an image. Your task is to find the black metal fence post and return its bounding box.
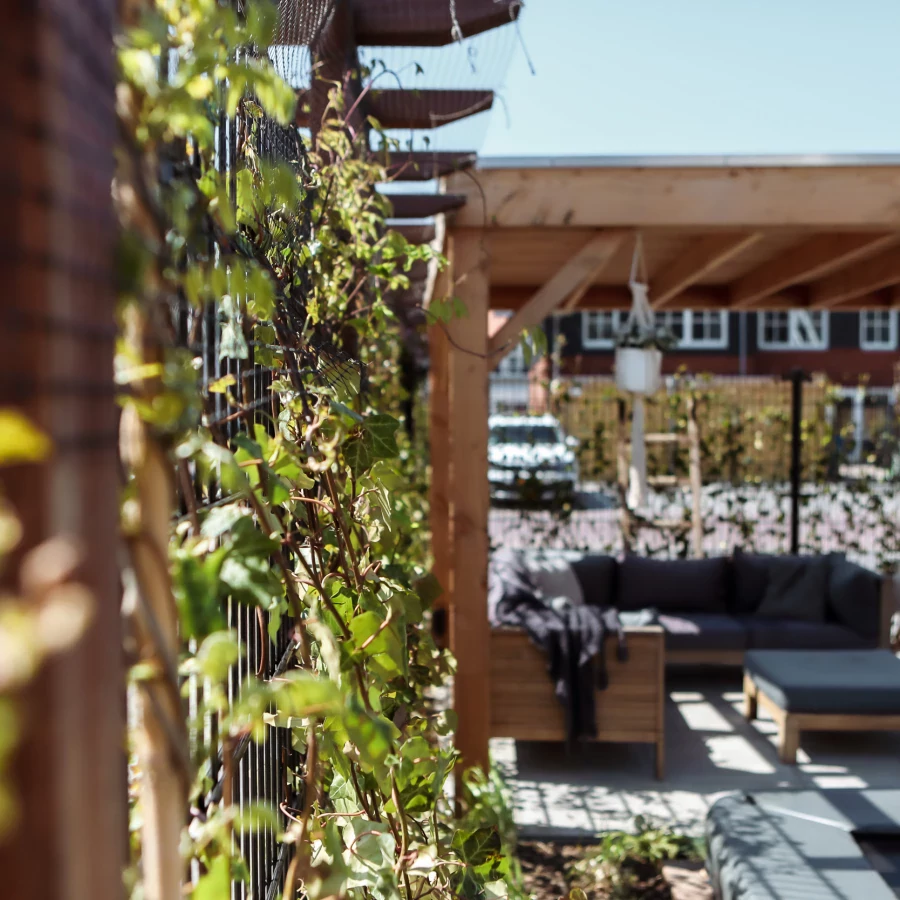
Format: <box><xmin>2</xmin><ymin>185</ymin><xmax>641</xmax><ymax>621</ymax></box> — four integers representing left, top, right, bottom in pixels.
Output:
<box><xmin>787</xmin><ymin>368</ymin><xmax>806</xmax><ymax>555</ymax></box>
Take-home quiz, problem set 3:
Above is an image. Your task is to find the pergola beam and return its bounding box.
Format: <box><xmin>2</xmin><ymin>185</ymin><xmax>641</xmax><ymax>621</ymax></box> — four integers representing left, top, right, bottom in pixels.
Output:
<box><xmin>651</xmin><ymin>233</ymin><xmax>762</xmax><ymax>309</ymax></box>
<box><xmin>488</xmin><ymin>230</ymin><xmax>629</xmax><ymax>361</ymax></box>
<box><xmin>731</xmin><ymin>232</ymin><xmax>899</xmax><ymax>308</ymax></box>
<box><xmin>810</xmin><ymin>246</ymin><xmax>900</xmax><ymax>308</ymax></box>
<box><xmin>446</xmin><ymin>166</ymin><xmax>900</xmax><ymax>228</ymax></box>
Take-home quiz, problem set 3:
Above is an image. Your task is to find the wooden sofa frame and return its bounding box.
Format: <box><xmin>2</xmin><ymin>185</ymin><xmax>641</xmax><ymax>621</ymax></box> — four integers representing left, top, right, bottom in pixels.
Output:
<box><xmin>489</xmin><ymin>625</ymin><xmax>666</xmax><ymax>778</ymax></box>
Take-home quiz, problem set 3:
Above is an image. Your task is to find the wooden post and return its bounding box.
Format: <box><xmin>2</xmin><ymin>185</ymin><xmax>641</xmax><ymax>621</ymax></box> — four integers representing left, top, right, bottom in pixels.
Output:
<box><xmin>686</xmin><ymin>395</ymin><xmax>704</xmax><ymax>558</ymax></box>
<box><xmin>447</xmin><ymin>230</ymin><xmax>491</xmax><ymax>774</ymax></box>
<box><xmin>429</xmin><ymin>237</ymin><xmax>453</xmax><ymax>649</ymax></box>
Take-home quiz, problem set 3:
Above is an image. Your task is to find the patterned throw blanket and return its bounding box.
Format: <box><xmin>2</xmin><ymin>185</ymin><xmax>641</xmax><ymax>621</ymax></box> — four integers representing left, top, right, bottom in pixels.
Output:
<box><xmin>488</xmin><ymin>549</ymin><xmax>628</xmax><ymax>746</ymax></box>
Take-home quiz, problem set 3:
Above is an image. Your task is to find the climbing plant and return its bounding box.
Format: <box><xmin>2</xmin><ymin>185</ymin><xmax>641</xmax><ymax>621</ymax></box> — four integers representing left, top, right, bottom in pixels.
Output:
<box><xmin>117</xmin><ymin>1</ymin><xmax>515</xmax><ymax>898</ymax></box>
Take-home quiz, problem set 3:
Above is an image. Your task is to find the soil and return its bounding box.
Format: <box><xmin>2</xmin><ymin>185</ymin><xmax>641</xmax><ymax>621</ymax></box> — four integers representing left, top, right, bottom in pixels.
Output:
<box><xmin>517</xmin><ymin>841</ymin><xmax>674</xmax><ymax>900</ymax></box>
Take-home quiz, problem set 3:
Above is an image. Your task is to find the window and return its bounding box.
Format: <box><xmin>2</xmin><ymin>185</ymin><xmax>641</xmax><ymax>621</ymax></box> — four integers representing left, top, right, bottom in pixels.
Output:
<box><xmin>860</xmin><ymin>311</ymin><xmax>898</xmax><ymax>351</ymax></box>
<box><xmin>582</xmin><ymin>311</ymin><xmax>623</xmax><ymax>348</ymax></box>
<box><xmin>758</xmin><ymin>311</ymin><xmax>829</xmax><ymax>350</ymax></box>
<box><xmin>581</xmin><ymin>311</ymin><xmax>727</xmax><ymax>350</ymax></box>
<box><xmin>496</xmin><ymin>341</ymin><xmax>528</xmax><ymax>375</ymax></box>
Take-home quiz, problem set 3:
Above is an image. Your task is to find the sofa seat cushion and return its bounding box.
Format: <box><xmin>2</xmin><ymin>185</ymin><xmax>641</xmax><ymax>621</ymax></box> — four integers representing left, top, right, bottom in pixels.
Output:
<box><xmin>617</xmin><ymin>555</ymin><xmax>729</xmax><ymax>613</ymax></box>
<box><xmin>658</xmin><ymin>613</ymin><xmax>748</xmax><ymax>652</ymax></box>
<box><xmin>744</xmin><ymin>618</ymin><xmax>871</xmax><ymax>651</ymax></box>
<box><xmin>744</xmin><ymin>649</ymin><xmax>900</xmax><ymax>714</ymax></box>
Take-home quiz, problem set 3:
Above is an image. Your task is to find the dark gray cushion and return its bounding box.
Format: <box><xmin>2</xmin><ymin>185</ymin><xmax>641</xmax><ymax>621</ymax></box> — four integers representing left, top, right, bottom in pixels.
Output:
<box><xmin>744</xmin><ymin>618</ymin><xmax>871</xmax><ymax>650</ymax></box>
<box><xmin>755</xmin><ymin>555</ymin><xmax>829</xmax><ymax>622</ymax></box>
<box><xmin>569</xmin><ymin>554</ymin><xmax>618</xmax><ymax>609</ymax></box>
<box><xmin>617</xmin><ymin>556</ymin><xmax>729</xmax><ymax>613</ymax></box>
<box><xmin>745</xmin><ymin>649</ymin><xmax>900</xmax><ymax>713</ymax></box>
<box><xmin>658</xmin><ymin>613</ymin><xmax>748</xmax><ymax>652</ymax></box>
<box><xmin>829</xmin><ymin>558</ymin><xmax>882</xmax><ymax>643</ymax></box>
<box><xmin>730</xmin><ymin>549</ymin><xmax>771</xmax><ymax>614</ymax></box>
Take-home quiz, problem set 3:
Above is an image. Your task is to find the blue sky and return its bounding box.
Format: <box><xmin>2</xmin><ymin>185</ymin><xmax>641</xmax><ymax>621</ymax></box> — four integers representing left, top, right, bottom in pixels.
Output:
<box><xmin>479</xmin><ymin>0</ymin><xmax>900</xmax><ymax>157</ymax></box>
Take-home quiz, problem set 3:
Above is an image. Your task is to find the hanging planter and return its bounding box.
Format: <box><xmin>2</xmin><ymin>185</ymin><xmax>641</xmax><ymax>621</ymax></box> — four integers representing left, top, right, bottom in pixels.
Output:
<box><xmin>615</xmin><ymin>236</ymin><xmax>678</xmax><ymax>508</ymax></box>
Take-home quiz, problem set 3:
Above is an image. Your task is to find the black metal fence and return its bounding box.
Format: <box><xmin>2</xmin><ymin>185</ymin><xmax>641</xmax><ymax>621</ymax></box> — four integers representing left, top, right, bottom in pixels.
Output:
<box><xmin>488</xmin><ymin>371</ymin><xmax>900</xmax><ymax>573</ymax></box>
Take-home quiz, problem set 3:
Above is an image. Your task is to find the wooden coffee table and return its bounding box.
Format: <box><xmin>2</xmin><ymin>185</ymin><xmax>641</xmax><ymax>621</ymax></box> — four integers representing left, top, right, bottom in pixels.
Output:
<box><xmin>743</xmin><ymin>649</ymin><xmax>900</xmax><ymax>764</ymax></box>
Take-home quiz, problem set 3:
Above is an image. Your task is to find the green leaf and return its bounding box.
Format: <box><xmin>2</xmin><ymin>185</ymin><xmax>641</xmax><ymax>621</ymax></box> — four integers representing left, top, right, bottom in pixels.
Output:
<box><xmin>192</xmin><ymin>854</ymin><xmax>230</xmax><ymax>900</ymax></box>
<box><xmin>0</xmin><ymin>411</ymin><xmax>52</xmax><ymax>465</ymax></box>
<box><xmin>364</xmin><ymin>414</ymin><xmax>400</xmax><ymax>459</ymax></box>
<box><xmin>195</xmin><ymin>631</ymin><xmax>239</xmax><ymax>682</ymax></box>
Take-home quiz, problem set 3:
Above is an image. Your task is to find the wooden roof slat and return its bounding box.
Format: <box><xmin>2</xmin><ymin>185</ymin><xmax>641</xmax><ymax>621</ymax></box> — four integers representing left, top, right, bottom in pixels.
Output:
<box><xmin>811</xmin><ymin>246</ymin><xmax>900</xmax><ymax>308</ymax></box>
<box><xmin>446</xmin><ymin>166</ymin><xmax>900</xmax><ymax>228</ymax></box>
<box><xmin>651</xmin><ymin>233</ymin><xmax>762</xmax><ymax>309</ymax></box>
<box><xmin>297</xmin><ymin>89</ymin><xmax>493</xmax><ymax>129</ymax></box>
<box><xmin>383</xmin><ymin>193</ymin><xmax>466</xmax><ymax>219</ymax></box>
<box><xmin>488</xmin><ymin>231</ymin><xmax>629</xmax><ymax>361</ymax></box>
<box><xmin>731</xmin><ymin>232</ymin><xmax>899</xmax><ymax>308</ymax></box>
<box><xmin>369</xmin><ymin>89</ymin><xmax>493</xmax><ymax>129</ymax></box>
<box><xmin>353</xmin><ymin>0</ymin><xmax>520</xmax><ymax>46</ymax></box>
<box><xmin>384</xmin><ymin>151</ymin><xmax>477</xmax><ymax>181</ymax></box>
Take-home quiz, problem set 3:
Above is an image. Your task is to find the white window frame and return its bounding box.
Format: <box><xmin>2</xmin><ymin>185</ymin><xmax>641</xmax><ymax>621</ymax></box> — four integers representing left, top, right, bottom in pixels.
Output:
<box><xmin>581</xmin><ymin>310</ymin><xmax>728</xmax><ymax>350</ymax></box>
<box><xmin>496</xmin><ymin>341</ymin><xmax>528</xmax><ymax>376</ymax></box>
<box><xmin>859</xmin><ymin>310</ymin><xmax>898</xmax><ymax>351</ymax></box>
<box><xmin>758</xmin><ymin>311</ymin><xmax>830</xmax><ymax>350</ymax></box>
<box><xmin>581</xmin><ymin>311</ymin><xmax>624</xmax><ymax>349</ymax></box>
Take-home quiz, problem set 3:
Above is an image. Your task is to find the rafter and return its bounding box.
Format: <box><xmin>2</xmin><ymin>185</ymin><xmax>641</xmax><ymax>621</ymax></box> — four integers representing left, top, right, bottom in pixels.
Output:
<box><xmin>383</xmin><ymin>151</ymin><xmax>477</xmax><ymax>182</ymax></box>
<box><xmin>810</xmin><ymin>246</ymin><xmax>900</xmax><ymax>308</ymax></box>
<box><xmin>487</xmin><ymin>230</ymin><xmax>629</xmax><ymax>364</ymax></box>
<box><xmin>651</xmin><ymin>233</ymin><xmax>761</xmax><ymax>309</ymax></box>
<box><xmin>382</xmin><ymin>193</ymin><xmax>466</xmax><ymax>219</ymax></box>
<box><xmin>353</xmin><ymin>0</ymin><xmax>520</xmax><ymax>47</ymax></box>
<box><xmin>731</xmin><ymin>233</ymin><xmax>898</xmax><ymax>308</ymax></box>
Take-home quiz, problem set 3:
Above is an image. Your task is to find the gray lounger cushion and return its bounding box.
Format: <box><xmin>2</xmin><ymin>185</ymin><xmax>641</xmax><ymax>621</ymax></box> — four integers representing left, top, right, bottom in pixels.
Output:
<box><xmin>744</xmin><ymin>649</ymin><xmax>900</xmax><ymax>714</ymax></box>
<box><xmin>658</xmin><ymin>613</ymin><xmax>748</xmax><ymax>652</ymax></box>
<box><xmin>829</xmin><ymin>557</ymin><xmax>882</xmax><ymax>643</ymax></box>
<box><xmin>744</xmin><ymin>619</ymin><xmax>870</xmax><ymax>650</ymax></box>
<box><xmin>617</xmin><ymin>555</ymin><xmax>729</xmax><ymax>613</ymax></box>
<box><xmin>707</xmin><ymin>791</ymin><xmax>900</xmax><ymax>900</ymax></box>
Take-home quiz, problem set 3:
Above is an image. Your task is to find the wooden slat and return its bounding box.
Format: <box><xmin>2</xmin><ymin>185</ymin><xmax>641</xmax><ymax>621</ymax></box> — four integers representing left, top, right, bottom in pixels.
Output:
<box><xmin>811</xmin><ymin>246</ymin><xmax>900</xmax><ymax>308</ymax></box>
<box><xmin>383</xmin><ymin>193</ymin><xmax>466</xmax><ymax>219</ymax></box>
<box><xmin>651</xmin><ymin>232</ymin><xmax>762</xmax><ymax>308</ymax></box>
<box><xmin>731</xmin><ymin>232</ymin><xmax>899</xmax><ymax>308</ymax></box>
<box><xmin>446</xmin><ymin>166</ymin><xmax>900</xmax><ymax>229</ymax></box>
<box><xmin>353</xmin><ymin>0</ymin><xmax>521</xmax><ymax>46</ymax></box>
<box><xmin>448</xmin><ymin>231</ymin><xmax>491</xmax><ymax>772</ymax></box>
<box><xmin>488</xmin><ymin>230</ymin><xmax>629</xmax><ymax>365</ymax></box>
<box><xmin>370</xmin><ymin>89</ymin><xmax>493</xmax><ymax>128</ymax></box>
<box><xmin>384</xmin><ymin>151</ymin><xmax>477</xmax><ymax>181</ymax></box>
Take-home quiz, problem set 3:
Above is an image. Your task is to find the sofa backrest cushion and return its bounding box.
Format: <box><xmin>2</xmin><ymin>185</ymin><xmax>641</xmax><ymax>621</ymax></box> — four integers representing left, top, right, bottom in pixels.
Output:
<box><xmin>731</xmin><ymin>549</ymin><xmax>771</xmax><ymax>614</ymax></box>
<box><xmin>569</xmin><ymin>554</ymin><xmax>618</xmax><ymax>609</ymax></box>
<box><xmin>524</xmin><ymin>555</ymin><xmax>585</xmax><ymax>606</ymax></box>
<box><xmin>616</xmin><ymin>555</ymin><xmax>729</xmax><ymax>613</ymax></box>
<box><xmin>755</xmin><ymin>555</ymin><xmax>830</xmax><ymax>622</ymax></box>
<box><xmin>828</xmin><ymin>557</ymin><xmax>881</xmax><ymax>643</ymax></box>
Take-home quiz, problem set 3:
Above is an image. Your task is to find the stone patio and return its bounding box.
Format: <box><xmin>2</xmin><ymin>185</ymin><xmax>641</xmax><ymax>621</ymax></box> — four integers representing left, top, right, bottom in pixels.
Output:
<box><xmin>492</xmin><ymin>673</ymin><xmax>900</xmax><ymax>840</ymax></box>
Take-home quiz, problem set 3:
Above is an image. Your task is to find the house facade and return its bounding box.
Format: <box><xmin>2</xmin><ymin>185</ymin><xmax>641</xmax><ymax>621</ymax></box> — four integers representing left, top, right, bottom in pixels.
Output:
<box><xmin>554</xmin><ymin>309</ymin><xmax>899</xmax><ymax>386</ymax></box>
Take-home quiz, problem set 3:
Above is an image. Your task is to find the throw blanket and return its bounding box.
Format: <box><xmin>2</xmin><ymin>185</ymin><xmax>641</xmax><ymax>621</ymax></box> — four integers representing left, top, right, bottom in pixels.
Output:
<box><xmin>489</xmin><ymin>550</ymin><xmax>628</xmax><ymax>746</ymax></box>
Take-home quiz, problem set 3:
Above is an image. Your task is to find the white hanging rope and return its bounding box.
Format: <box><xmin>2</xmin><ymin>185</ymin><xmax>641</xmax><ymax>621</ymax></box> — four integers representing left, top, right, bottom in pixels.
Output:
<box><xmin>625</xmin><ymin>235</ymin><xmax>651</xmax><ymax>510</ymax></box>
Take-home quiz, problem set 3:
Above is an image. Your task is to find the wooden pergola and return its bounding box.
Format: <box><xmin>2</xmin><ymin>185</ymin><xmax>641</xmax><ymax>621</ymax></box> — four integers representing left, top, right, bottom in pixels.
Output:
<box><xmin>428</xmin><ymin>156</ymin><xmax>900</xmax><ymax>771</ymax></box>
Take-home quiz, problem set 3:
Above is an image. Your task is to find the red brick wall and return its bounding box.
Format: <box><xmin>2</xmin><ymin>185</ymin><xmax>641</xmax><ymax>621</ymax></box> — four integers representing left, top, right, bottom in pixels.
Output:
<box><xmin>0</xmin><ymin>3</ymin><xmax>123</xmax><ymax>898</ymax></box>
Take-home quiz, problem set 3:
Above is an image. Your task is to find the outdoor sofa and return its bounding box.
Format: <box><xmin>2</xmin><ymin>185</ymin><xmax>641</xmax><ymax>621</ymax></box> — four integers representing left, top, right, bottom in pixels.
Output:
<box><xmin>493</xmin><ymin>549</ymin><xmax>894</xmax><ymax>666</ymax></box>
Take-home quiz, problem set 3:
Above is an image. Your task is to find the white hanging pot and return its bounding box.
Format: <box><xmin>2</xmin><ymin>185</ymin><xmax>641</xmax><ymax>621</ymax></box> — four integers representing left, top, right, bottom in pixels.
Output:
<box><xmin>615</xmin><ymin>346</ymin><xmax>662</xmax><ymax>395</ymax></box>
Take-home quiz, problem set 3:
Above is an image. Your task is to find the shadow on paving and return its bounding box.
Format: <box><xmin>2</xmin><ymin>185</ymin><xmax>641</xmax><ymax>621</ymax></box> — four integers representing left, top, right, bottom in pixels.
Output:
<box><xmin>492</xmin><ymin>673</ymin><xmax>900</xmax><ymax>841</ymax></box>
